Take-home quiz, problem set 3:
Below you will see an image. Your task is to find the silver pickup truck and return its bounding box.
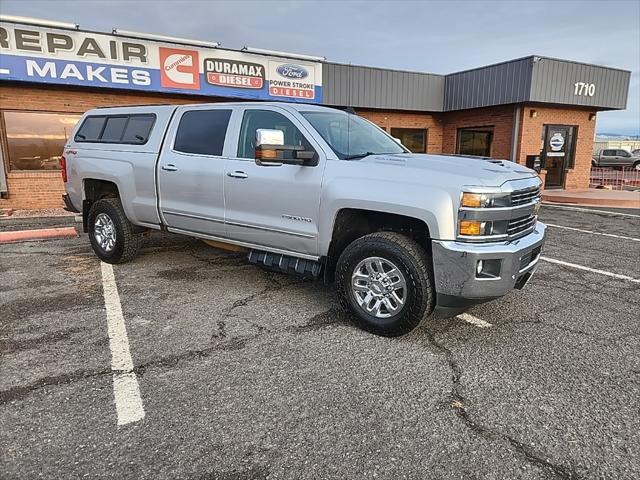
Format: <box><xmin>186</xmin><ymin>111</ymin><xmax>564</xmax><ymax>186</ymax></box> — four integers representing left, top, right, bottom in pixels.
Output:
<box><xmin>62</xmin><ymin>102</ymin><xmax>545</xmax><ymax>336</ymax></box>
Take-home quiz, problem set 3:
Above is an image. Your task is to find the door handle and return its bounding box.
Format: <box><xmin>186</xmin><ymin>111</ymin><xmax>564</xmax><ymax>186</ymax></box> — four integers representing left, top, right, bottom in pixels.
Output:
<box><xmin>227</xmin><ymin>171</ymin><xmax>248</xmax><ymax>179</ymax></box>
<box><xmin>161</xmin><ymin>164</ymin><xmax>178</xmax><ymax>172</ymax></box>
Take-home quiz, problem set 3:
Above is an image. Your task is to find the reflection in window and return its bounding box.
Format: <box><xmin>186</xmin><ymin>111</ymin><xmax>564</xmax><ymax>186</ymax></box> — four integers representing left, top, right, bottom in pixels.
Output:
<box><xmin>456</xmin><ymin>127</ymin><xmax>494</xmax><ymax>157</ymax></box>
<box><xmin>4</xmin><ymin>111</ymin><xmax>81</xmax><ymax>171</ymax></box>
<box><xmin>390</xmin><ymin>128</ymin><xmax>427</xmax><ymax>153</ymax></box>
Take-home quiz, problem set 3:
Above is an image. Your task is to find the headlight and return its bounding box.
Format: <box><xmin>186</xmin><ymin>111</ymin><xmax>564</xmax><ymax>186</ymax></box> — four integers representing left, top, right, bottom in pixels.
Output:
<box><xmin>460</xmin><ymin>192</ymin><xmax>510</xmax><ymax>208</ymax></box>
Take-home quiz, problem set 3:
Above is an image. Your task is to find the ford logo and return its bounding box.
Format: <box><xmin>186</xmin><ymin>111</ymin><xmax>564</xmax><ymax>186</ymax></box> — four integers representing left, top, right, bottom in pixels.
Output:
<box><xmin>276</xmin><ymin>64</ymin><xmax>308</xmax><ymax>79</ymax></box>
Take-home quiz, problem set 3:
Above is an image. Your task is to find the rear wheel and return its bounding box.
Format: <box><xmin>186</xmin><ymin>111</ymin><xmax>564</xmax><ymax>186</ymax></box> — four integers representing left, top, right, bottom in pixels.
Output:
<box><xmin>633</xmin><ymin>161</ymin><xmax>640</xmax><ymax>171</ymax></box>
<box><xmin>88</xmin><ymin>198</ymin><xmax>141</xmax><ymax>264</ymax></box>
<box><xmin>335</xmin><ymin>231</ymin><xmax>435</xmax><ymax>337</ymax></box>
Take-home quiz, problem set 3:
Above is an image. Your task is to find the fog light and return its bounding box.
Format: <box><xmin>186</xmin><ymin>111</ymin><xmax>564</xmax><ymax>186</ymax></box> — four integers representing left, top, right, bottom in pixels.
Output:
<box><xmin>476</xmin><ymin>259</ymin><xmax>502</xmax><ymax>279</ymax></box>
<box><xmin>459</xmin><ymin>220</ymin><xmax>483</xmax><ymax>236</ymax></box>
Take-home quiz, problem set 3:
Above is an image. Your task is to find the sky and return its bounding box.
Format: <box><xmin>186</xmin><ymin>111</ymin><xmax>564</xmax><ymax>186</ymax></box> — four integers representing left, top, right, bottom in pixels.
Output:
<box><xmin>2</xmin><ymin>0</ymin><xmax>639</xmax><ymax>136</ymax></box>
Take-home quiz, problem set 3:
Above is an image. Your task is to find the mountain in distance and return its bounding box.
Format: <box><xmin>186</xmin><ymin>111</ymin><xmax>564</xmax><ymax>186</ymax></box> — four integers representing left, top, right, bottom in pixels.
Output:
<box><xmin>596</xmin><ymin>132</ymin><xmax>640</xmax><ymax>139</ymax></box>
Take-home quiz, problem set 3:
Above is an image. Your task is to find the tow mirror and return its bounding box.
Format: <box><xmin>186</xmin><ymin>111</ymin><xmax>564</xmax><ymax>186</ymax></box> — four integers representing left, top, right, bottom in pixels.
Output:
<box><xmin>254</xmin><ymin>129</ymin><xmax>314</xmax><ymax>167</ymax></box>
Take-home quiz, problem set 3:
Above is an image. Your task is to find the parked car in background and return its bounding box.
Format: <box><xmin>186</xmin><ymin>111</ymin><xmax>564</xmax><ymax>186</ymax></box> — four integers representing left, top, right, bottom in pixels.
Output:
<box><xmin>62</xmin><ymin>102</ymin><xmax>545</xmax><ymax>337</ymax></box>
<box><xmin>632</xmin><ymin>149</ymin><xmax>640</xmax><ymax>157</ymax></box>
<box><xmin>592</xmin><ymin>149</ymin><xmax>640</xmax><ymax>170</ymax></box>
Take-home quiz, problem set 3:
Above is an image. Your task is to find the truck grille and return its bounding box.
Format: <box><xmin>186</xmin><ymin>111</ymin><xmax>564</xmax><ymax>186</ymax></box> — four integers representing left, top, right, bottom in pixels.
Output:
<box><xmin>511</xmin><ymin>186</ymin><xmax>541</xmax><ymax>206</ymax></box>
<box><xmin>508</xmin><ymin>214</ymin><xmax>537</xmax><ymax>238</ymax></box>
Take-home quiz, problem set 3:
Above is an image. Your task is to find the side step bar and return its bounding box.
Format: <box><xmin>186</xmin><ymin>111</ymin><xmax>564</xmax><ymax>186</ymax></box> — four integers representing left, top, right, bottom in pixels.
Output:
<box><xmin>248</xmin><ymin>249</ymin><xmax>322</xmax><ymax>279</ymax></box>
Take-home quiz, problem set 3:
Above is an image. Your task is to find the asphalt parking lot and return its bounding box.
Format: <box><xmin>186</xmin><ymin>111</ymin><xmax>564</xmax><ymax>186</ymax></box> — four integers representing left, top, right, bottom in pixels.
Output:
<box><xmin>1</xmin><ymin>205</ymin><xmax>639</xmax><ymax>480</ymax></box>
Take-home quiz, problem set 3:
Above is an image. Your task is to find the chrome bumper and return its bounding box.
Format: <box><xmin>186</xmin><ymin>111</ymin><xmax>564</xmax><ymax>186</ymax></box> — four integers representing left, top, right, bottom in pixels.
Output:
<box><xmin>431</xmin><ymin>222</ymin><xmax>546</xmax><ymax>302</ymax></box>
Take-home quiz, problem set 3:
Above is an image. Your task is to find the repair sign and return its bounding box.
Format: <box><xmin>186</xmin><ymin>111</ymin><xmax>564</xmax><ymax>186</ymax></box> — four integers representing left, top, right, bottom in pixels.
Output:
<box><xmin>0</xmin><ymin>21</ymin><xmax>323</xmax><ymax>103</ymax></box>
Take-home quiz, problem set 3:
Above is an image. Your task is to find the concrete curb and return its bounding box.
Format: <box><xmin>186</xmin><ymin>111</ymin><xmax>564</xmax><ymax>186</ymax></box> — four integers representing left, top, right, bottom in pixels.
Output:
<box><xmin>542</xmin><ymin>194</ymin><xmax>640</xmax><ymax>209</ymax></box>
<box><xmin>0</xmin><ymin>227</ymin><xmax>79</xmax><ymax>244</ymax></box>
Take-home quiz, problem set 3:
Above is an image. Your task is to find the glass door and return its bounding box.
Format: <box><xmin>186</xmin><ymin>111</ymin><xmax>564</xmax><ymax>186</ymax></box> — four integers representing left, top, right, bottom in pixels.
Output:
<box><xmin>542</xmin><ymin>125</ymin><xmax>575</xmax><ymax>189</ymax></box>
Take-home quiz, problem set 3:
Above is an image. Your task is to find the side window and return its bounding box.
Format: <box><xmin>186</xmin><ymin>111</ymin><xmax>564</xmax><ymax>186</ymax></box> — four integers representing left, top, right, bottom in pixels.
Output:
<box><xmin>122</xmin><ymin>116</ymin><xmax>155</xmax><ymax>144</ymax></box>
<box><xmin>617</xmin><ymin>150</ymin><xmax>629</xmax><ymax>157</ymax></box>
<box><xmin>174</xmin><ymin>109</ymin><xmax>232</xmax><ymax>156</ymax></box>
<box><xmin>74</xmin><ymin>114</ymin><xmax>155</xmax><ymax>144</ymax></box>
<box><xmin>237</xmin><ymin>109</ymin><xmax>315</xmax><ymax>160</ymax></box>
<box><xmin>75</xmin><ymin>116</ymin><xmax>105</xmax><ymax>141</ymax></box>
<box><xmin>100</xmin><ymin>116</ymin><xmax>128</xmax><ymax>142</ymax></box>
<box><xmin>603</xmin><ymin>149</ymin><xmax>615</xmax><ymax>156</ymax></box>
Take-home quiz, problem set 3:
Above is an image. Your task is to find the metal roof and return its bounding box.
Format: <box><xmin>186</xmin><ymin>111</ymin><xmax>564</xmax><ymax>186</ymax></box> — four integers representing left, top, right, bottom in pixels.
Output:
<box><xmin>323</xmin><ymin>56</ymin><xmax>631</xmax><ymax>112</ymax></box>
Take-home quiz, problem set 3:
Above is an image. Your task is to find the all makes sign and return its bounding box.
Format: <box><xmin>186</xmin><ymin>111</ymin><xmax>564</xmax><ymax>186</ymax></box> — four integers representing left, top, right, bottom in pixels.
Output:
<box><xmin>0</xmin><ymin>22</ymin><xmax>322</xmax><ymax>103</ymax></box>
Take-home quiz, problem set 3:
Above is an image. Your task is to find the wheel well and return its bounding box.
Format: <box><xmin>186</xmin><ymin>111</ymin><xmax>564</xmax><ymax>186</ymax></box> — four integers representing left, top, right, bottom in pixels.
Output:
<box><xmin>324</xmin><ymin>208</ymin><xmax>431</xmax><ymax>282</ymax></box>
<box><xmin>82</xmin><ymin>179</ymin><xmax>120</xmax><ymax>232</ymax></box>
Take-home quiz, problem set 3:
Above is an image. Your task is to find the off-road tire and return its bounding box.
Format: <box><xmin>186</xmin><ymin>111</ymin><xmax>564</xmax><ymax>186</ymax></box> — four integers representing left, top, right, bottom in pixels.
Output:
<box><xmin>335</xmin><ymin>231</ymin><xmax>435</xmax><ymax>337</ymax></box>
<box><xmin>88</xmin><ymin>198</ymin><xmax>141</xmax><ymax>264</ymax></box>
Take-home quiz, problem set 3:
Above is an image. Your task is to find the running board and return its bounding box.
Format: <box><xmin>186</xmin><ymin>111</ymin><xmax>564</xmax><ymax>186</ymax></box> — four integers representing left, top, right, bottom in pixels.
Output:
<box><xmin>248</xmin><ymin>250</ymin><xmax>322</xmax><ymax>279</ymax></box>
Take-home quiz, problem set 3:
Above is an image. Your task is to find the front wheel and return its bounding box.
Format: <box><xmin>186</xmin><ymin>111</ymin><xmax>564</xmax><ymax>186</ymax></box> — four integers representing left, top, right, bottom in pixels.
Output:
<box><xmin>88</xmin><ymin>198</ymin><xmax>141</xmax><ymax>264</ymax></box>
<box><xmin>335</xmin><ymin>232</ymin><xmax>435</xmax><ymax>337</ymax></box>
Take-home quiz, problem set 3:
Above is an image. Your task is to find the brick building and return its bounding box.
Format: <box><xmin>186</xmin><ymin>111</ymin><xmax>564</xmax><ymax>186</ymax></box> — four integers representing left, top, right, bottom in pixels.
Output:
<box><xmin>0</xmin><ymin>16</ymin><xmax>631</xmax><ymax>209</ymax></box>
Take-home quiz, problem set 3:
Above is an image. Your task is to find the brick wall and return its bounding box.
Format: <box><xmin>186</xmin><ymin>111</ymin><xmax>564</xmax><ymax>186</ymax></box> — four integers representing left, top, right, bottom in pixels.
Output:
<box><xmin>441</xmin><ymin>105</ymin><xmax>516</xmax><ymax>160</ymax></box>
<box><xmin>0</xmin><ymin>83</ymin><xmax>218</xmax><ymax>210</ymax></box>
<box><xmin>517</xmin><ymin>105</ymin><xmax>596</xmax><ymax>190</ymax></box>
<box><xmin>356</xmin><ymin>109</ymin><xmax>443</xmax><ymax>153</ymax></box>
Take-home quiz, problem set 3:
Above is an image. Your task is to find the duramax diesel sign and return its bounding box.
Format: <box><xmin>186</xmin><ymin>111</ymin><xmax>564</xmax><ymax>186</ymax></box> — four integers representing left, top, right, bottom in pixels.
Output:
<box><xmin>0</xmin><ymin>22</ymin><xmax>322</xmax><ymax>102</ymax></box>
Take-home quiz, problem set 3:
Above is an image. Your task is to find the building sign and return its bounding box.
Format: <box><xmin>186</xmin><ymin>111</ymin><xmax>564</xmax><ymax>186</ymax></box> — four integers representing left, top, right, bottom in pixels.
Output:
<box><xmin>0</xmin><ymin>22</ymin><xmax>322</xmax><ymax>103</ymax></box>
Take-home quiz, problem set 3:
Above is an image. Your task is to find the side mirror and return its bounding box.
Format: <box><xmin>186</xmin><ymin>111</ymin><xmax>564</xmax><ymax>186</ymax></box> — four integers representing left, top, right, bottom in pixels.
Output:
<box><xmin>254</xmin><ymin>129</ymin><xmax>315</xmax><ymax>167</ymax></box>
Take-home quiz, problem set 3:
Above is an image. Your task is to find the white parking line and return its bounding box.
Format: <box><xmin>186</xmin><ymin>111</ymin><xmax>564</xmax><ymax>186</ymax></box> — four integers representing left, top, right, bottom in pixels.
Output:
<box><xmin>541</xmin><ymin>203</ymin><xmax>640</xmax><ymax>218</ymax></box>
<box><xmin>101</xmin><ymin>262</ymin><xmax>145</xmax><ymax>426</ymax></box>
<box><xmin>456</xmin><ymin>312</ymin><xmax>493</xmax><ymax>328</ymax></box>
<box><xmin>545</xmin><ymin>223</ymin><xmax>640</xmax><ymax>242</ymax></box>
<box><xmin>540</xmin><ymin>256</ymin><xmax>640</xmax><ymax>284</ymax></box>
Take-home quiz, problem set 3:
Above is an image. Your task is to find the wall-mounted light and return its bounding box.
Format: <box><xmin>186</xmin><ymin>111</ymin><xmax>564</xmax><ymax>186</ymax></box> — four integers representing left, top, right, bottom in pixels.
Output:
<box><xmin>0</xmin><ymin>14</ymin><xmax>79</xmax><ymax>30</ymax></box>
<box><xmin>589</xmin><ymin>113</ymin><xmax>597</xmax><ymax>121</ymax></box>
<box><xmin>241</xmin><ymin>46</ymin><xmax>326</xmax><ymax>62</ymax></box>
<box><xmin>112</xmin><ymin>29</ymin><xmax>219</xmax><ymax>48</ymax></box>
<box><xmin>530</xmin><ymin>109</ymin><xmax>538</xmax><ymax>118</ymax></box>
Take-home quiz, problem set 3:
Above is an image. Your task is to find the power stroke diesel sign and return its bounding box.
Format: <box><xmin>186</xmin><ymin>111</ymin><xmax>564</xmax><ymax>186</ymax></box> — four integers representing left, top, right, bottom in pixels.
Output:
<box><xmin>0</xmin><ymin>22</ymin><xmax>322</xmax><ymax>102</ymax></box>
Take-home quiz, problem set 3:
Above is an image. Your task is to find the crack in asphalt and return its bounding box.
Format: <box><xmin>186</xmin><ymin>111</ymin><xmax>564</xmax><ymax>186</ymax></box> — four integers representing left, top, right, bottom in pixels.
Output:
<box><xmin>1</xmin><ymin>308</ymin><xmax>345</xmax><ymax>401</ymax></box>
<box><xmin>210</xmin><ymin>270</ymin><xmax>307</xmax><ymax>340</ymax></box>
<box><xmin>423</xmin><ymin>328</ymin><xmax>581</xmax><ymax>480</ymax></box>
<box><xmin>0</xmin><ymin>367</ymin><xmax>112</xmax><ymax>404</ymax></box>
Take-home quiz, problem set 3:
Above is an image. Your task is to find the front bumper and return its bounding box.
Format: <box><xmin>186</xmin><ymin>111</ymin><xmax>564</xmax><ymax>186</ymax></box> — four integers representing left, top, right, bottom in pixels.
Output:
<box><xmin>431</xmin><ymin>222</ymin><xmax>546</xmax><ymax>313</ymax></box>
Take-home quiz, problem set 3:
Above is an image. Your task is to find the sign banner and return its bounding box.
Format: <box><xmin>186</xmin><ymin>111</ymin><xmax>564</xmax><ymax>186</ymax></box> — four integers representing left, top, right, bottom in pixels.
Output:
<box><xmin>0</xmin><ymin>22</ymin><xmax>322</xmax><ymax>103</ymax></box>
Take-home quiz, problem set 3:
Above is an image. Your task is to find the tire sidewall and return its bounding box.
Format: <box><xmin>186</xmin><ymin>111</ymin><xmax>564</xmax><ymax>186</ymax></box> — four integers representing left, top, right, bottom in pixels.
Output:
<box><xmin>336</xmin><ymin>238</ymin><xmax>430</xmax><ymax>335</ymax></box>
<box><xmin>88</xmin><ymin>200</ymin><xmax>126</xmax><ymax>263</ymax></box>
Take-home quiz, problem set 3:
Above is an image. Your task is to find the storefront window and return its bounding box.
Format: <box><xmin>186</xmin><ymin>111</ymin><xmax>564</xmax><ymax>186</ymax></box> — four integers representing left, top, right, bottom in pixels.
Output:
<box><xmin>3</xmin><ymin>111</ymin><xmax>81</xmax><ymax>171</ymax></box>
<box><xmin>390</xmin><ymin>128</ymin><xmax>427</xmax><ymax>153</ymax></box>
<box><xmin>456</xmin><ymin>127</ymin><xmax>494</xmax><ymax>157</ymax></box>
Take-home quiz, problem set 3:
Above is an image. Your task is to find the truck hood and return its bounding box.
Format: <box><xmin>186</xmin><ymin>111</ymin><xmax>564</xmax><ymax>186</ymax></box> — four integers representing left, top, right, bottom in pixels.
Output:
<box><xmin>357</xmin><ymin>153</ymin><xmax>538</xmax><ymax>187</ymax></box>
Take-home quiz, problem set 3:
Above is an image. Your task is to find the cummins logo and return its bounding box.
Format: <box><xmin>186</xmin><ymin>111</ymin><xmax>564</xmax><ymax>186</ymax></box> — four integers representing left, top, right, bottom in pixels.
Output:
<box><xmin>204</xmin><ymin>58</ymin><xmax>264</xmax><ymax>89</ymax></box>
<box><xmin>276</xmin><ymin>64</ymin><xmax>308</xmax><ymax>79</ymax></box>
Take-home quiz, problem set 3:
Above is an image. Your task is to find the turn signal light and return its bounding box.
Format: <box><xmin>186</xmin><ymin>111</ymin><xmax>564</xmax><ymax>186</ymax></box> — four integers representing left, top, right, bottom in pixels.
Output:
<box><xmin>255</xmin><ymin>147</ymin><xmax>278</xmax><ymax>159</ymax></box>
<box><xmin>459</xmin><ymin>220</ymin><xmax>483</xmax><ymax>236</ymax></box>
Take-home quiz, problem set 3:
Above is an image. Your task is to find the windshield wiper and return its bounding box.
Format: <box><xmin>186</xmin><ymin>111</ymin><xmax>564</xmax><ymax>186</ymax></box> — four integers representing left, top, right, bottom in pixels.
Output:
<box><xmin>343</xmin><ymin>152</ymin><xmax>404</xmax><ymax>160</ymax></box>
<box><xmin>343</xmin><ymin>152</ymin><xmax>379</xmax><ymax>160</ymax></box>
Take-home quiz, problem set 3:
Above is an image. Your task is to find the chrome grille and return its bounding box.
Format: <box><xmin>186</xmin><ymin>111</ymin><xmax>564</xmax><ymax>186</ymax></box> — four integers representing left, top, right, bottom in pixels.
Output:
<box><xmin>511</xmin><ymin>186</ymin><xmax>541</xmax><ymax>206</ymax></box>
<box><xmin>508</xmin><ymin>214</ymin><xmax>537</xmax><ymax>238</ymax></box>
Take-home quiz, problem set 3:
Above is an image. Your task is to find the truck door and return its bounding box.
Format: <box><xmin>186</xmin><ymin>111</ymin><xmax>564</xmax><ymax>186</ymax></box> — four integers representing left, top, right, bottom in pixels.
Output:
<box><xmin>157</xmin><ymin>106</ymin><xmax>233</xmax><ymax>238</ymax></box>
<box><xmin>224</xmin><ymin>107</ymin><xmax>325</xmax><ymax>257</ymax></box>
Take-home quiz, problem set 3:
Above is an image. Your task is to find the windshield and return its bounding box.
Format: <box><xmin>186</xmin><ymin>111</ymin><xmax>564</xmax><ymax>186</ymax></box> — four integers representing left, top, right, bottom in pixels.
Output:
<box><xmin>301</xmin><ymin>110</ymin><xmax>407</xmax><ymax>159</ymax></box>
